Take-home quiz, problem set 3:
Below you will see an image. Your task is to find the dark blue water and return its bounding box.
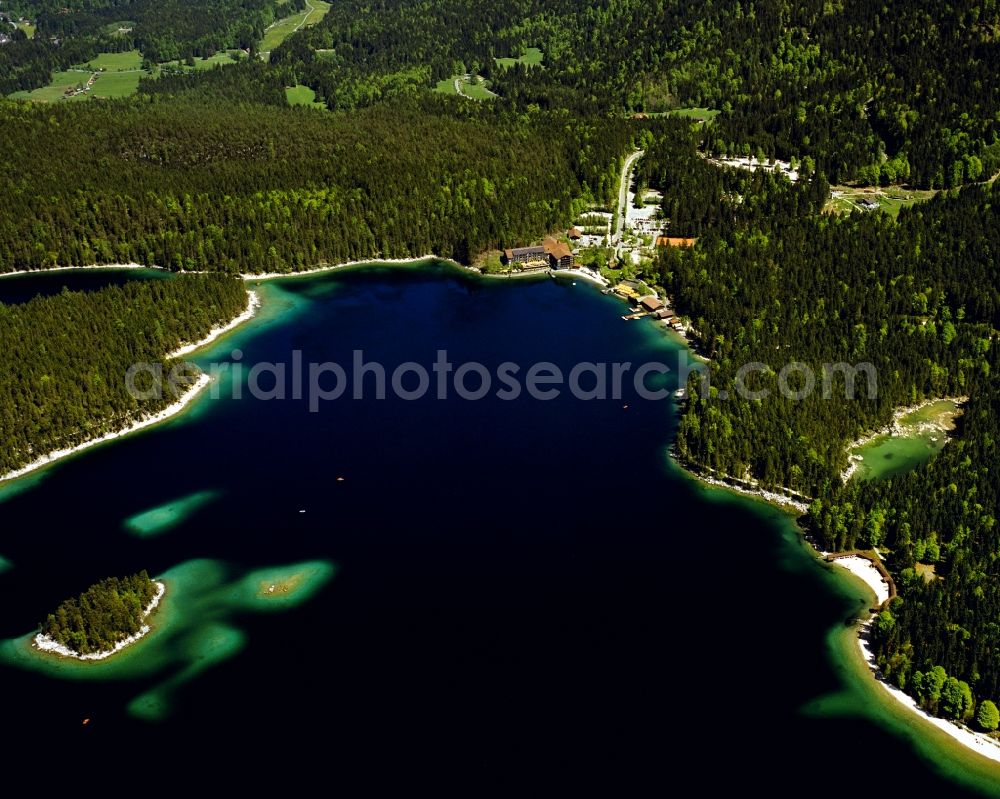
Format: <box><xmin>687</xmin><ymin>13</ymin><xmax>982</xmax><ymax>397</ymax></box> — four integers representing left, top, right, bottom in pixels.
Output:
<box><xmin>0</xmin><ymin>267</ymin><xmax>168</xmax><ymax>304</ymax></box>
<box><xmin>0</xmin><ymin>264</ymin><xmax>995</xmax><ymax>793</ymax></box>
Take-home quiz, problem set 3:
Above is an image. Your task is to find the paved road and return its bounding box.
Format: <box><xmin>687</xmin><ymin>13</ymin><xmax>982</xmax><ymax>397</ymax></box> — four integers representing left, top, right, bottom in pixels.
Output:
<box><xmin>614</xmin><ymin>149</ymin><xmax>644</xmax><ymax>245</ymax></box>
<box><xmin>294</xmin><ymin>0</ymin><xmax>317</xmax><ymax>32</ymax></box>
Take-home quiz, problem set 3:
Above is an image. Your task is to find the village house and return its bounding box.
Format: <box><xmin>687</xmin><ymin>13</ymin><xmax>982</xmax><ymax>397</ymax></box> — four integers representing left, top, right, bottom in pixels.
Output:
<box><xmin>639</xmin><ymin>296</ymin><xmax>664</xmax><ymax>313</ymax></box>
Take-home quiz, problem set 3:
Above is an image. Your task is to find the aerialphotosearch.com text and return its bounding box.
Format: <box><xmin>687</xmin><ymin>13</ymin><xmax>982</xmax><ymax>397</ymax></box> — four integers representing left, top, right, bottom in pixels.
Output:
<box><xmin>126</xmin><ymin>349</ymin><xmax>877</xmax><ymax>411</ymax></box>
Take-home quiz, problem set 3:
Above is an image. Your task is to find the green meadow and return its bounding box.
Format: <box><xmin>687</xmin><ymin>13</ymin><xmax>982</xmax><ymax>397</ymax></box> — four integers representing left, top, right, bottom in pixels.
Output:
<box><xmin>285</xmin><ymin>84</ymin><xmax>326</xmax><ymax>108</ymax></box>
<box><xmin>260</xmin><ymin>0</ymin><xmax>331</xmax><ymax>55</ymax></box>
<box><xmin>495</xmin><ymin>47</ymin><xmax>543</xmax><ymax>69</ymax></box>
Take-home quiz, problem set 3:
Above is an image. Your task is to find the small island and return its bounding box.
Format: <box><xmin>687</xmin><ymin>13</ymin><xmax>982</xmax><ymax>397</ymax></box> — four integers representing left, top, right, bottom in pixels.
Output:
<box><xmin>258</xmin><ymin>575</ymin><xmax>304</xmax><ymax>598</ymax></box>
<box><xmin>34</xmin><ymin>571</ymin><xmax>165</xmax><ymax>661</ymax></box>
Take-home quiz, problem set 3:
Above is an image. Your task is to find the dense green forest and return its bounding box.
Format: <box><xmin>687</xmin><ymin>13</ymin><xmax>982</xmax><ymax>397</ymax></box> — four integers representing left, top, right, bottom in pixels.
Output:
<box><xmin>6</xmin><ymin>0</ymin><xmax>999</xmax><ymax>185</ymax></box>
<box><xmin>0</xmin><ymin>0</ymin><xmax>291</xmax><ymax>93</ymax></box>
<box><xmin>0</xmin><ymin>97</ymin><xmax>631</xmax><ymax>273</ymax></box>
<box><xmin>40</xmin><ymin>571</ymin><xmax>159</xmax><ymax>655</ymax></box>
<box><xmin>267</xmin><ymin>0</ymin><xmax>1000</xmax><ymax>186</ymax></box>
<box><xmin>642</xmin><ymin>121</ymin><xmax>997</xmax><ymax>492</ymax></box>
<box><xmin>628</xmin><ymin>118</ymin><xmax>1000</xmax><ymax>724</ymax></box>
<box><xmin>0</xmin><ymin>275</ymin><xmax>247</xmax><ymax>475</ymax></box>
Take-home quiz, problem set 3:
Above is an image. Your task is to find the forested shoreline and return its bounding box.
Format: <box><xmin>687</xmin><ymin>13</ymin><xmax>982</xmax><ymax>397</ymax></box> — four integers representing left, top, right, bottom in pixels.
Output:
<box><xmin>0</xmin><ymin>275</ymin><xmax>247</xmax><ymax>475</ymax></box>
<box><xmin>632</xmin><ymin>119</ymin><xmax>1000</xmax><ymax>728</ymax></box>
<box><xmin>40</xmin><ymin>571</ymin><xmax>159</xmax><ymax>655</ymax></box>
<box><xmin>0</xmin><ymin>97</ymin><xmax>631</xmax><ymax>273</ymax></box>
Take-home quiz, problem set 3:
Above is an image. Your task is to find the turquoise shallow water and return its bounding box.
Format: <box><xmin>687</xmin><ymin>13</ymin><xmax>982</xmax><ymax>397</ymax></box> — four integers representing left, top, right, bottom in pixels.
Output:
<box><xmin>0</xmin><ymin>262</ymin><xmax>997</xmax><ymax>793</ymax></box>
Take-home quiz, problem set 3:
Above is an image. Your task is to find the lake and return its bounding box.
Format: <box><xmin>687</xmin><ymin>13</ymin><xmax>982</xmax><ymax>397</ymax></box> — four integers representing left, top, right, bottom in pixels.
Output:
<box><xmin>0</xmin><ymin>263</ymin><xmax>997</xmax><ymax>793</ymax></box>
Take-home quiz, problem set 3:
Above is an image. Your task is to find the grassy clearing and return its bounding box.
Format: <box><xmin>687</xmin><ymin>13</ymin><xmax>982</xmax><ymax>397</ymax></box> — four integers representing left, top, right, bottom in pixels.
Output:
<box><xmin>826</xmin><ymin>186</ymin><xmax>936</xmax><ymax>218</ymax></box>
<box><xmin>668</xmin><ymin>106</ymin><xmax>720</xmax><ymax>121</ymax></box>
<box><xmin>460</xmin><ymin>77</ymin><xmax>496</xmax><ymax>100</ymax></box>
<box><xmin>160</xmin><ymin>51</ymin><xmax>242</xmax><ymax>71</ymax></box>
<box><xmin>260</xmin><ymin>0</ymin><xmax>331</xmax><ymax>54</ymax></box>
<box><xmin>103</xmin><ymin>20</ymin><xmax>136</xmax><ymax>37</ymax></box>
<box><xmin>434</xmin><ymin>74</ymin><xmax>496</xmax><ymax>100</ymax></box>
<box><xmin>640</xmin><ymin>107</ymin><xmax>720</xmax><ymax>121</ymax></box>
<box><xmin>15</xmin><ymin>20</ymin><xmax>35</xmax><ymax>38</ymax></box>
<box><xmin>14</xmin><ymin>69</ymin><xmax>142</xmax><ymax>101</ymax></box>
<box><xmin>89</xmin><ymin>71</ymin><xmax>141</xmax><ymax>97</ymax></box>
<box><xmin>8</xmin><ymin>50</ymin><xmax>145</xmax><ymax>102</ymax></box>
<box><xmin>285</xmin><ymin>84</ymin><xmax>326</xmax><ymax>108</ymax></box>
<box><xmin>191</xmin><ymin>52</ymin><xmax>241</xmax><ymax>69</ymax></box>
<box><xmin>495</xmin><ymin>47</ymin><xmax>543</xmax><ymax>69</ymax></box>
<box><xmin>79</xmin><ymin>50</ymin><xmax>143</xmax><ymax>72</ymax></box>
<box><xmin>434</xmin><ymin>78</ymin><xmax>459</xmax><ymax>95</ymax></box>
<box><xmin>10</xmin><ymin>71</ymin><xmax>91</xmax><ymax>103</ymax></box>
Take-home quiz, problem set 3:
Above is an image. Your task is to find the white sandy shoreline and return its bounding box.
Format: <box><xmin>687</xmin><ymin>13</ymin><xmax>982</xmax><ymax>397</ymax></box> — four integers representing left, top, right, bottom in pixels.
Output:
<box><xmin>823</xmin><ymin>556</ymin><xmax>1000</xmax><ymax>765</ymax></box>
<box><xmin>0</xmin><ymin>373</ymin><xmax>211</xmax><ymax>484</ymax></box>
<box><xmin>825</xmin><ymin>554</ymin><xmax>891</xmax><ymax>606</ymax></box>
<box><xmin>240</xmin><ymin>255</ymin><xmax>460</xmax><ymax>281</ymax></box>
<box><xmin>33</xmin><ymin>580</ymin><xmax>166</xmax><ymax>661</ymax></box>
<box><xmin>0</xmin><ymin>263</ymin><xmax>165</xmax><ymax>279</ymax></box>
<box><xmin>551</xmin><ymin>266</ymin><xmax>609</xmax><ymax>287</ymax></box>
<box><xmin>692</xmin><ymin>470</ymin><xmax>810</xmax><ymax>512</ymax></box>
<box><xmin>0</xmin><ymin>287</ymin><xmax>260</xmax><ymax>485</ymax></box>
<box><xmin>0</xmin><ymin>256</ymin><xmax>597</xmax><ymax>488</ymax></box>
<box><xmin>675</xmin><ymin>456</ymin><xmax>810</xmax><ymax>513</ymax></box>
<box><xmin>1</xmin><ymin>253</ymin><xmax>605</xmax><ymax>287</ymax></box>
<box><xmin>856</xmin><ymin>620</ymin><xmax>1000</xmax><ymax>765</ymax></box>
<box><xmin>169</xmin><ymin>290</ymin><xmax>260</xmax><ymax>357</ymax></box>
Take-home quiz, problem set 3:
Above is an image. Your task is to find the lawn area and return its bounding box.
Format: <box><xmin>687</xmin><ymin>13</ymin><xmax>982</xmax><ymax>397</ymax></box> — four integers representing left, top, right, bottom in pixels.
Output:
<box><xmin>260</xmin><ymin>0</ymin><xmax>331</xmax><ymax>55</ymax></box>
<box><xmin>659</xmin><ymin>107</ymin><xmax>720</xmax><ymax>121</ymax></box>
<box><xmin>9</xmin><ymin>71</ymin><xmax>91</xmax><ymax>103</ymax></box>
<box><xmin>89</xmin><ymin>71</ymin><xmax>141</xmax><ymax>98</ymax></box>
<box><xmin>160</xmin><ymin>51</ymin><xmax>242</xmax><ymax>71</ymax></box>
<box><xmin>460</xmin><ymin>77</ymin><xmax>496</xmax><ymax>100</ymax></box>
<box><xmin>79</xmin><ymin>50</ymin><xmax>143</xmax><ymax>72</ymax></box>
<box><xmin>826</xmin><ymin>186</ymin><xmax>936</xmax><ymax>218</ymax></box>
<box><xmin>103</xmin><ymin>20</ymin><xmax>136</xmax><ymax>37</ymax></box>
<box><xmin>285</xmin><ymin>84</ymin><xmax>326</xmax><ymax>108</ymax></box>
<box><xmin>193</xmin><ymin>52</ymin><xmax>241</xmax><ymax>69</ymax></box>
<box><xmin>434</xmin><ymin>74</ymin><xmax>496</xmax><ymax>100</ymax></box>
<box><xmin>8</xmin><ymin>50</ymin><xmax>144</xmax><ymax>102</ymax></box>
<box><xmin>434</xmin><ymin>77</ymin><xmax>459</xmax><ymax>95</ymax></box>
<box><xmin>495</xmin><ymin>47</ymin><xmax>543</xmax><ymax>69</ymax></box>
<box><xmin>7</xmin><ymin>45</ymin><xmax>248</xmax><ymax>104</ymax></box>
<box><xmin>14</xmin><ymin>20</ymin><xmax>35</xmax><ymax>38</ymax></box>
<box><xmin>10</xmin><ymin>69</ymin><xmax>143</xmax><ymax>102</ymax></box>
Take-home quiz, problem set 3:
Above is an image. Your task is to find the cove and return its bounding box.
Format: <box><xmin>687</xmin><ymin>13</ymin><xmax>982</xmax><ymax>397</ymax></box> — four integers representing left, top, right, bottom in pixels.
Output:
<box><xmin>0</xmin><ymin>261</ymin><xmax>997</xmax><ymax>794</ymax></box>
<box><xmin>849</xmin><ymin>399</ymin><xmax>964</xmax><ymax>481</ymax></box>
<box><xmin>0</xmin><ymin>266</ymin><xmax>169</xmax><ymax>304</ymax></box>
